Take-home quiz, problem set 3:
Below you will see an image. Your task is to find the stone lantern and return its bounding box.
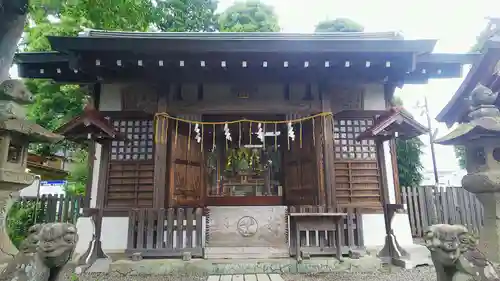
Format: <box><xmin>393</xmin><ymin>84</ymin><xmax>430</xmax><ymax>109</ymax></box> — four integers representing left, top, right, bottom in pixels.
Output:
<box><xmin>435</xmin><ymin>82</ymin><xmax>500</xmax><ymax>262</ymax></box>
<box><xmin>0</xmin><ymin>80</ymin><xmax>63</xmax><ymax>261</ymax></box>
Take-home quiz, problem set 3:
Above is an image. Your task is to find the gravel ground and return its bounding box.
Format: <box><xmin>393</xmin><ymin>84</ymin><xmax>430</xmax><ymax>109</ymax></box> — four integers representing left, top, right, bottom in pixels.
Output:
<box><xmin>282</xmin><ymin>266</ymin><xmax>437</xmax><ymax>281</ymax></box>
<box><xmin>56</xmin><ymin>265</ymin><xmax>438</xmax><ymax>281</ymax></box>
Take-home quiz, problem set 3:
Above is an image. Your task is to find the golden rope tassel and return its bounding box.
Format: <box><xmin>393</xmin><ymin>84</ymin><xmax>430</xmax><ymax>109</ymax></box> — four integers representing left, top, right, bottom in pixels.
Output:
<box><xmin>188</xmin><ymin>122</ymin><xmax>192</xmax><ymax>151</ymax></box>
<box><xmin>238</xmin><ymin>121</ymin><xmax>242</xmax><ymax>147</ymax></box>
<box><xmin>312</xmin><ymin>117</ymin><xmax>316</xmax><ymax>147</ymax></box>
<box><xmin>262</xmin><ymin>123</ymin><xmax>266</xmax><ymax>147</ymax></box>
<box><xmin>213</xmin><ymin>124</ymin><xmax>216</xmax><ymax>150</ymax></box>
<box><xmin>174</xmin><ymin>119</ymin><xmax>179</xmax><ymax>148</ymax></box>
<box><xmin>249</xmin><ymin>121</ymin><xmax>252</xmax><ymax>145</ymax></box>
<box><xmin>201</xmin><ymin>124</ymin><xmax>204</xmax><ymax>152</ymax></box>
<box><xmin>158</xmin><ymin>116</ymin><xmax>165</xmax><ymax>144</ymax></box>
<box><xmin>299</xmin><ymin>120</ymin><xmax>303</xmax><ymax>149</ymax></box>
<box><xmin>274</xmin><ymin>123</ymin><xmax>278</xmax><ymax>151</ymax></box>
<box><xmin>154</xmin><ymin>116</ymin><xmax>159</xmax><ymax>144</ymax></box>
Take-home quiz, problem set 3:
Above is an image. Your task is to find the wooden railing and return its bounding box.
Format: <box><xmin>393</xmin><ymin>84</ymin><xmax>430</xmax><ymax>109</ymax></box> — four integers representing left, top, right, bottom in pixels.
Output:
<box><xmin>402</xmin><ymin>186</ymin><xmax>484</xmax><ymax>237</ymax></box>
<box><xmin>126</xmin><ymin>208</ymin><xmax>205</xmax><ymax>258</ymax></box>
<box><xmin>288</xmin><ymin>206</ymin><xmax>364</xmax><ymax>257</ymax></box>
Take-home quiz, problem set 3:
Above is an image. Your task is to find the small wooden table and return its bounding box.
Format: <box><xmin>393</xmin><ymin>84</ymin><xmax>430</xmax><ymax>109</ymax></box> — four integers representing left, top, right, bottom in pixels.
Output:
<box><xmin>289</xmin><ymin>212</ymin><xmax>347</xmax><ymax>261</ymax></box>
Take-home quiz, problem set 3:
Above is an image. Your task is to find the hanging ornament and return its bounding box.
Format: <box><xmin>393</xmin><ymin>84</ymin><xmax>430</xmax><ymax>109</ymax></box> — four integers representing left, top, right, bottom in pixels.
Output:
<box><xmin>256</xmin><ymin>123</ymin><xmax>264</xmax><ymax>143</ymax></box>
<box><xmin>288</xmin><ymin>122</ymin><xmax>295</xmax><ymax>140</ymax></box>
<box><xmin>194</xmin><ymin>123</ymin><xmax>201</xmax><ymax>143</ymax></box>
<box><xmin>224</xmin><ymin>123</ymin><xmax>231</xmax><ymax>151</ymax></box>
<box><xmin>224</xmin><ymin>123</ymin><xmax>232</xmax><ymax>141</ymax></box>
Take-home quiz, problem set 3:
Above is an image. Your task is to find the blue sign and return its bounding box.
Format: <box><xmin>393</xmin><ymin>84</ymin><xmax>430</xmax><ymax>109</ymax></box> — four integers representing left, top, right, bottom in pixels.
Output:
<box><xmin>40</xmin><ymin>180</ymin><xmax>67</xmax><ymax>186</ymax></box>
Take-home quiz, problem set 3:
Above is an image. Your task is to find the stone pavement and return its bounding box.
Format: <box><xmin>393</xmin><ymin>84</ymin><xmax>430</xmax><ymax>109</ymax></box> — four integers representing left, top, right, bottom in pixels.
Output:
<box><xmin>207</xmin><ymin>274</ymin><xmax>283</xmax><ymax>281</ymax></box>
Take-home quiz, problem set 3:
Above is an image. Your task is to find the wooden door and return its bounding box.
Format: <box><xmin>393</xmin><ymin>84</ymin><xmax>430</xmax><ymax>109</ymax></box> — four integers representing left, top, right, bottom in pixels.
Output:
<box><xmin>168</xmin><ymin>124</ymin><xmax>205</xmax><ymax>207</ymax></box>
<box><xmin>283</xmin><ymin>123</ymin><xmax>318</xmax><ymax>206</ymax></box>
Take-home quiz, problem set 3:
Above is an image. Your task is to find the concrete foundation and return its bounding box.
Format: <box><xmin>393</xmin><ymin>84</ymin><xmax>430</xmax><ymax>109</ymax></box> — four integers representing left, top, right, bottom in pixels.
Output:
<box><xmin>106</xmin><ymin>256</ymin><xmax>384</xmax><ymax>275</ymax></box>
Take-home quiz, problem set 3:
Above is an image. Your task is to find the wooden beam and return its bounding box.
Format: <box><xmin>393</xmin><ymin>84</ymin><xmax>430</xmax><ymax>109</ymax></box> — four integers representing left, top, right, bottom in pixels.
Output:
<box><xmin>320</xmin><ymin>89</ymin><xmax>336</xmax><ymax>209</ymax></box>
<box><xmin>153</xmin><ymin>89</ymin><xmax>169</xmax><ymax>209</ymax></box>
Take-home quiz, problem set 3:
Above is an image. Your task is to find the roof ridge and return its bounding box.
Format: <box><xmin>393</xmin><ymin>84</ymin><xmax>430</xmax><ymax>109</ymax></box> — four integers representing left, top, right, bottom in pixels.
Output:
<box><xmin>78</xmin><ymin>29</ymin><xmax>406</xmax><ymax>40</ymax></box>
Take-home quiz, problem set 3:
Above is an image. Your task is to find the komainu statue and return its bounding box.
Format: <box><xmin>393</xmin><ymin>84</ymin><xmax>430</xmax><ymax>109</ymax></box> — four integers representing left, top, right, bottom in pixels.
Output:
<box><xmin>424</xmin><ymin>224</ymin><xmax>500</xmax><ymax>281</ymax></box>
<box><xmin>0</xmin><ymin>222</ymin><xmax>78</xmax><ymax>281</ymax></box>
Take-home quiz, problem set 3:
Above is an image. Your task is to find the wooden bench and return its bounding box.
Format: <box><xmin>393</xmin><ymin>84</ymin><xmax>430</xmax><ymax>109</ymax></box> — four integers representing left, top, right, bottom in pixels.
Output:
<box><xmin>289</xmin><ymin>212</ymin><xmax>347</xmax><ymax>262</ymax></box>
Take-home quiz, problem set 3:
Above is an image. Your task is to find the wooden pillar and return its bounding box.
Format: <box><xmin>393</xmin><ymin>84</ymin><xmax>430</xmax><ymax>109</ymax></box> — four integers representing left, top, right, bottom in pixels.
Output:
<box><xmin>153</xmin><ymin>91</ymin><xmax>169</xmax><ymax>209</ymax></box>
<box><xmin>376</xmin><ymin>139</ymin><xmax>391</xmax><ymax>233</ymax></box>
<box><xmin>314</xmin><ymin>116</ymin><xmax>325</xmax><ymax>206</ymax></box>
<box><xmin>390</xmin><ymin>139</ymin><xmax>401</xmax><ymax>204</ymax></box>
<box><xmin>320</xmin><ymin>90</ymin><xmax>336</xmax><ymax>209</ymax></box>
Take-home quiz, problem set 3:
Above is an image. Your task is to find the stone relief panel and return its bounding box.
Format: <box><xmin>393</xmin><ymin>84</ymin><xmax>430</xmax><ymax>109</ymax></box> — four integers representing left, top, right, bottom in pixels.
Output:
<box><xmin>206</xmin><ymin>206</ymin><xmax>288</xmax><ymax>248</ymax></box>
<box><xmin>120</xmin><ymin>84</ymin><xmax>159</xmax><ymax>113</ymax></box>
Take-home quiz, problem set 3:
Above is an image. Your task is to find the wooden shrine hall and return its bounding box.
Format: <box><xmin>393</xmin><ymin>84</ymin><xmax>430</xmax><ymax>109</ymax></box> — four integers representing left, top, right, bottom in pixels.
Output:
<box><xmin>14</xmin><ymin>30</ymin><xmax>475</xmax><ymax>260</ymax></box>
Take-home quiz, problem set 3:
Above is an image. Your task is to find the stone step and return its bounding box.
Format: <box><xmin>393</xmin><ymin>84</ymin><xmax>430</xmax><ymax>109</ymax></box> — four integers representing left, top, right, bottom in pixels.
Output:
<box><xmin>207</xmin><ymin>274</ymin><xmax>284</xmax><ymax>281</ymax></box>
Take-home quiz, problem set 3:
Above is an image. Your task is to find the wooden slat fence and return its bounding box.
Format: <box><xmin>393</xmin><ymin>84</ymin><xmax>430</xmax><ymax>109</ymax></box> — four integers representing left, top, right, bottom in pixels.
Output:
<box><xmin>18</xmin><ymin>194</ymin><xmax>82</xmax><ymax>224</ymax></box>
<box><xmin>126</xmin><ymin>207</ymin><xmax>205</xmax><ymax>258</ymax></box>
<box><xmin>402</xmin><ymin>186</ymin><xmax>484</xmax><ymax>237</ymax></box>
<box><xmin>288</xmin><ymin>206</ymin><xmax>364</xmax><ymax>256</ymax></box>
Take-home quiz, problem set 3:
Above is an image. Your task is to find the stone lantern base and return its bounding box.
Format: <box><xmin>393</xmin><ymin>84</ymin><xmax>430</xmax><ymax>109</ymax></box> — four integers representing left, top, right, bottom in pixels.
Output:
<box><xmin>475</xmin><ymin>193</ymin><xmax>500</xmax><ymax>263</ymax></box>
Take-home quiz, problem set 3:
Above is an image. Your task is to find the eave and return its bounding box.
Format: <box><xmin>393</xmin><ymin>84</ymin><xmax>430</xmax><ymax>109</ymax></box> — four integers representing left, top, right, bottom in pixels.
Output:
<box><xmin>436</xmin><ymin>38</ymin><xmax>500</xmax><ymax>126</ymax></box>
<box><xmin>55</xmin><ymin>106</ymin><xmax>126</xmax><ymax>144</ymax></box>
<box><xmin>14</xmin><ymin>51</ymin><xmax>473</xmax><ymax>84</ymax></box>
<box><xmin>356</xmin><ymin>107</ymin><xmax>428</xmax><ymax>141</ymax></box>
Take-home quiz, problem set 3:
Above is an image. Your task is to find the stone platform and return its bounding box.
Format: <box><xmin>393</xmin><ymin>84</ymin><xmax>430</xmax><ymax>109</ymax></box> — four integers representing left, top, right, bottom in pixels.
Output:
<box><xmin>207</xmin><ymin>274</ymin><xmax>283</xmax><ymax>281</ymax></box>
<box><xmin>105</xmin><ymin>256</ymin><xmax>383</xmax><ymax>275</ymax></box>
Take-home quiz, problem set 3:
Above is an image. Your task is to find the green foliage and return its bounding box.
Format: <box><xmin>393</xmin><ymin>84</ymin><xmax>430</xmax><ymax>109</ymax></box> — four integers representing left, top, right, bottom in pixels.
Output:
<box><xmin>392</xmin><ymin>96</ymin><xmax>424</xmax><ymax>187</ymax></box>
<box><xmin>396</xmin><ymin>137</ymin><xmax>424</xmax><ymax>187</ymax></box>
<box><xmin>155</xmin><ymin>0</ymin><xmax>218</xmax><ymax>32</ymax></box>
<box><xmin>7</xmin><ymin>201</ymin><xmax>44</xmax><ymax>249</ymax></box>
<box><xmin>454</xmin><ymin>146</ymin><xmax>466</xmax><ymax>169</ymax></box>
<box><xmin>218</xmin><ymin>0</ymin><xmax>280</xmax><ymax>32</ymax></box>
<box><xmin>314</xmin><ymin>18</ymin><xmax>364</xmax><ymax>32</ymax></box>
<box><xmin>65</xmin><ymin>149</ymin><xmax>88</xmax><ymax>196</ymax></box>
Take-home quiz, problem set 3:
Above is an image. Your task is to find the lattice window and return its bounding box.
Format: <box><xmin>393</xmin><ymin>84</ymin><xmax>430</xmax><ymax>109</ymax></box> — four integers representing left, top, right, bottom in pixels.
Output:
<box><xmin>333</xmin><ymin>118</ymin><xmax>376</xmax><ymax>160</ymax></box>
<box><xmin>106</xmin><ymin>118</ymin><xmax>155</xmax><ymax>209</ymax></box>
<box><xmin>110</xmin><ymin>120</ymin><xmax>154</xmax><ymax>160</ymax></box>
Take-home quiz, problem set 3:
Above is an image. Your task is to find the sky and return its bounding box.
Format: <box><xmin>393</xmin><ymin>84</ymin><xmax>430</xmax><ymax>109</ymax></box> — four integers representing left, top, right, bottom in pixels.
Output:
<box><xmin>12</xmin><ymin>0</ymin><xmax>500</xmax><ymax>173</ymax></box>
<box><xmin>215</xmin><ymin>0</ymin><xmax>498</xmax><ymax>173</ymax></box>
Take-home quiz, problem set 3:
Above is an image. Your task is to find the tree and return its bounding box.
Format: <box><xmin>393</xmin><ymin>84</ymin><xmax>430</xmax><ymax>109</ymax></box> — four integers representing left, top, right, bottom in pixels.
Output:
<box><xmin>393</xmin><ymin>97</ymin><xmax>424</xmax><ymax>187</ymax></box>
<box><xmin>10</xmin><ymin>0</ymin><xmax>220</xmax><ymax>157</ymax></box>
<box><xmin>64</xmin><ymin>149</ymin><xmax>88</xmax><ymax>196</ymax></box>
<box><xmin>218</xmin><ymin>0</ymin><xmax>280</xmax><ymax>32</ymax></box>
<box><xmin>314</xmin><ymin>18</ymin><xmax>364</xmax><ymax>32</ymax></box>
<box><xmin>155</xmin><ymin>0</ymin><xmax>218</xmax><ymax>32</ymax></box>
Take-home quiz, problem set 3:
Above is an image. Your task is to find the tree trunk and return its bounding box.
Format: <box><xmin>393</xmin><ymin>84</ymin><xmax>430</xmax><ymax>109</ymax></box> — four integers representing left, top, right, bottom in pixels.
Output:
<box><xmin>0</xmin><ymin>1</ymin><xmax>28</xmax><ymax>82</ymax></box>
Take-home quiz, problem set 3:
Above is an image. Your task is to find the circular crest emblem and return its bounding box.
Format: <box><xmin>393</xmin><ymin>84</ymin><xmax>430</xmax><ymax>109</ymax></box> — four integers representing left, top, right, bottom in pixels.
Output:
<box><xmin>237</xmin><ymin>216</ymin><xmax>258</xmax><ymax>237</ymax></box>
